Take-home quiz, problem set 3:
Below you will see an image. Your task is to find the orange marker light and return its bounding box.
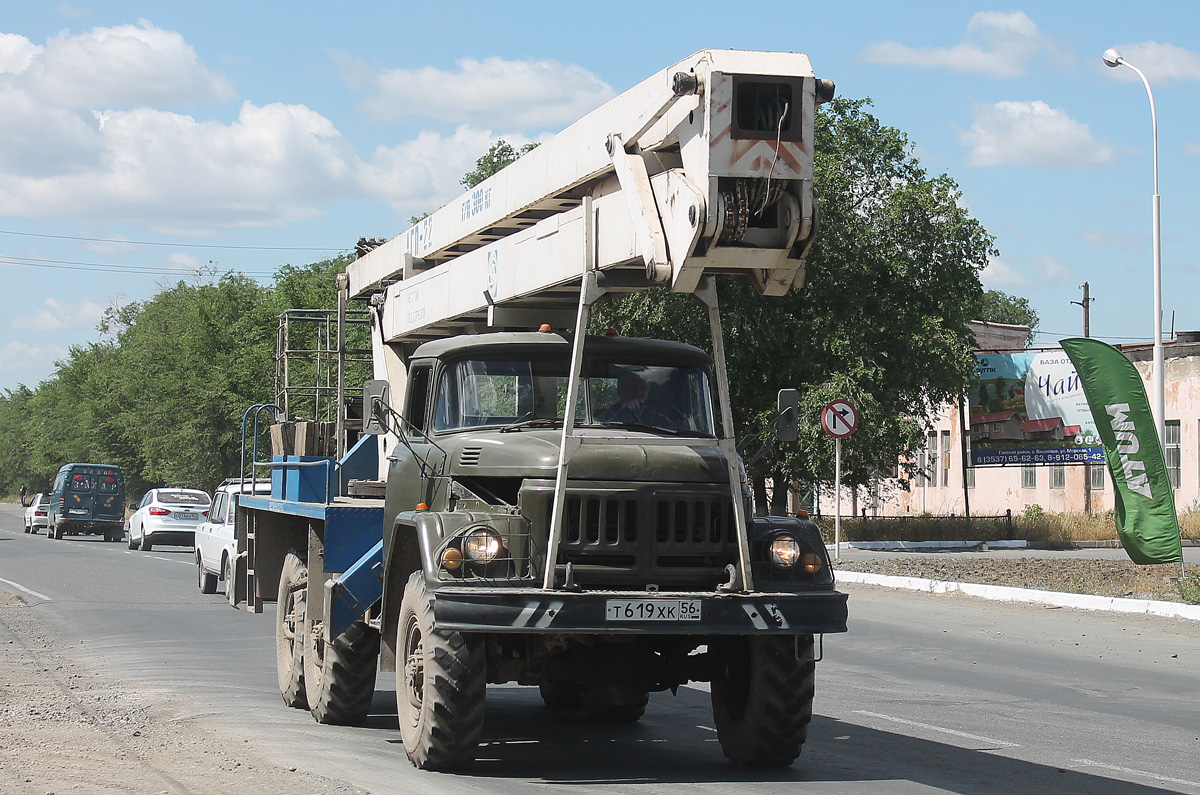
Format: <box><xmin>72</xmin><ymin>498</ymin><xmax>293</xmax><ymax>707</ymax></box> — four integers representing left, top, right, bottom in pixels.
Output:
<box><xmin>415</xmin><ymin>503</ymin><xmax>428</xmax><ymax>511</ymax></box>
<box><xmin>539</xmin><ymin>324</ymin><xmax>552</xmax><ymax>332</ymax></box>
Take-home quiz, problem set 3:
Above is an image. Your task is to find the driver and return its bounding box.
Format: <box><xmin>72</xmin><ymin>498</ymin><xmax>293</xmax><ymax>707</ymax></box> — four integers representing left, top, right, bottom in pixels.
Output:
<box><xmin>605</xmin><ymin>369</ymin><xmax>650</xmax><ymax>421</ymax></box>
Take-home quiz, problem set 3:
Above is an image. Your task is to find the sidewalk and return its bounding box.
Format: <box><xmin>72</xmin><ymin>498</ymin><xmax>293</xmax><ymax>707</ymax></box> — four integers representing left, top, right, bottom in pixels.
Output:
<box><xmin>831</xmin><ymin>543</ymin><xmax>1200</xmax><ymax>622</ymax></box>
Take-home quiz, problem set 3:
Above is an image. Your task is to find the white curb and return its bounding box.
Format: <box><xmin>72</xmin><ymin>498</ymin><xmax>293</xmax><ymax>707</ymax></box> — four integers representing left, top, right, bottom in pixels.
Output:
<box><xmin>834</xmin><ymin>569</ymin><xmax>1200</xmax><ymax>622</ymax></box>
<box><xmin>827</xmin><ymin>540</ymin><xmax>1030</xmax><ymax>551</ymax></box>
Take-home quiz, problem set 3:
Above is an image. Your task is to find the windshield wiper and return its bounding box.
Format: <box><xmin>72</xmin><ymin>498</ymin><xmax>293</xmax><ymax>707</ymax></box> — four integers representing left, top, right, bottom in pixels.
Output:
<box><xmin>595</xmin><ymin>421</ymin><xmax>681</xmax><ymax>436</ymax></box>
<box><xmin>500</xmin><ymin>417</ymin><xmax>563</xmax><ymax>433</ymax></box>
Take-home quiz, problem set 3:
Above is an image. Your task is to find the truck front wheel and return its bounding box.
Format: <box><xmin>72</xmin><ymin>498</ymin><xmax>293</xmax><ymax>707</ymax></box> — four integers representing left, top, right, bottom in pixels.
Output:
<box><xmin>275</xmin><ymin>551</ymin><xmax>309</xmax><ymax>709</ymax></box>
<box><xmin>710</xmin><ymin>634</ymin><xmax>815</xmax><ymax>767</ymax></box>
<box><xmin>396</xmin><ymin>571</ymin><xmax>484</xmax><ymax>770</ymax></box>
<box><xmin>303</xmin><ymin>617</ymin><xmax>379</xmax><ymax>725</ymax></box>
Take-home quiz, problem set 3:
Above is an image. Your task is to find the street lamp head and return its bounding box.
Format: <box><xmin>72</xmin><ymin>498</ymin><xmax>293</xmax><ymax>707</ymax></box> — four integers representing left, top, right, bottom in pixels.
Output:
<box><xmin>1102</xmin><ymin>48</ymin><xmax>1124</xmax><ymax>67</ymax></box>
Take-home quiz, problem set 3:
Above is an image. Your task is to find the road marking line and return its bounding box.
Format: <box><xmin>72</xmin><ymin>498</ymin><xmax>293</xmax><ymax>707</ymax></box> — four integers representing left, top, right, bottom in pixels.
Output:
<box><xmin>0</xmin><ymin>576</ymin><xmax>52</xmax><ymax>602</ymax></box>
<box><xmin>853</xmin><ymin>710</ymin><xmax>1018</xmax><ymax>748</ymax></box>
<box><xmin>1072</xmin><ymin>759</ymin><xmax>1200</xmax><ymax>790</ymax></box>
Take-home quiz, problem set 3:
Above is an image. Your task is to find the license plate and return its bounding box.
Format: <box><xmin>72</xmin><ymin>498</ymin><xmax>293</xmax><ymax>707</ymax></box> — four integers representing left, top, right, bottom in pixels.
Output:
<box><xmin>605</xmin><ymin>599</ymin><xmax>701</xmax><ymax>622</ymax></box>
<box><xmin>175</xmin><ymin>512</ymin><xmax>197</xmax><ymax>520</ymax></box>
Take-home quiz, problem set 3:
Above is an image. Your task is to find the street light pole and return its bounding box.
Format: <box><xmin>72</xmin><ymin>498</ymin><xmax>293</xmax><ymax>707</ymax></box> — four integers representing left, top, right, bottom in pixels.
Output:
<box><xmin>1072</xmin><ymin>282</ymin><xmax>1093</xmax><ymax>514</ymax></box>
<box><xmin>1103</xmin><ymin>48</ymin><xmax>1165</xmax><ymax>452</ymax></box>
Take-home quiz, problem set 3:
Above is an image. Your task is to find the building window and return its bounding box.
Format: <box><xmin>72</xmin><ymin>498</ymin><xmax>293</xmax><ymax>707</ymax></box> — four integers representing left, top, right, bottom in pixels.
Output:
<box><xmin>1089</xmin><ymin>464</ymin><xmax>1105</xmax><ymax>490</ymax></box>
<box><xmin>1164</xmin><ymin>420</ymin><xmax>1181</xmax><ymax>489</ymax></box>
<box><xmin>1050</xmin><ymin>465</ymin><xmax>1065</xmax><ymax>490</ymax></box>
<box><xmin>1022</xmin><ymin>465</ymin><xmax>1036</xmax><ymax>489</ymax></box>
<box><xmin>965</xmin><ymin>467</ymin><xmax>975</xmax><ymax>489</ymax></box>
<box><xmin>941</xmin><ymin>430</ymin><xmax>951</xmax><ymax>487</ymax></box>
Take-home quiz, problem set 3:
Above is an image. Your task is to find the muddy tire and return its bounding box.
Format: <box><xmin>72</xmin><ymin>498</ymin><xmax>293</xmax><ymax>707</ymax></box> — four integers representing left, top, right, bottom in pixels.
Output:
<box><xmin>396</xmin><ymin>571</ymin><xmax>484</xmax><ymax>770</ymax></box>
<box><xmin>275</xmin><ymin>551</ymin><xmax>309</xmax><ymax>709</ymax></box>
<box><xmin>710</xmin><ymin>634</ymin><xmax>815</xmax><ymax>767</ymax></box>
<box><xmin>303</xmin><ymin>616</ymin><xmax>380</xmax><ymax>725</ymax></box>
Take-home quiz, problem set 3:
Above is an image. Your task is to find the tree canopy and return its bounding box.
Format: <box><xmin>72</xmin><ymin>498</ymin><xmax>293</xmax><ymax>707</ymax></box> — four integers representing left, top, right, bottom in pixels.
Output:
<box><xmin>459</xmin><ymin>139</ymin><xmax>538</xmax><ymax>189</ymax></box>
<box><xmin>978</xmin><ymin>289</ymin><xmax>1039</xmax><ymax>345</ymax></box>
<box><xmin>595</xmin><ymin>98</ymin><xmax>996</xmax><ymax>509</ymax></box>
<box><xmin>0</xmin><ymin>257</ymin><xmax>352</xmax><ymax>499</ymax></box>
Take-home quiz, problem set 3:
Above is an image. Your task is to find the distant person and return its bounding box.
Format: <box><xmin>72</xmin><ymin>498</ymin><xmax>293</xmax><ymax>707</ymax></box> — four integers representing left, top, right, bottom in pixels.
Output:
<box><xmin>19</xmin><ymin>484</ymin><xmax>27</xmax><ymax>507</ymax></box>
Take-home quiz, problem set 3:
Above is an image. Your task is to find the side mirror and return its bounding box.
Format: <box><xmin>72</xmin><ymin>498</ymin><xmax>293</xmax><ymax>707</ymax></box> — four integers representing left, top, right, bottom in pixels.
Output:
<box><xmin>776</xmin><ymin>389</ymin><xmax>799</xmax><ymax>443</ymax></box>
<box><xmin>362</xmin><ymin>380</ymin><xmax>392</xmax><ymax>435</ymax></box>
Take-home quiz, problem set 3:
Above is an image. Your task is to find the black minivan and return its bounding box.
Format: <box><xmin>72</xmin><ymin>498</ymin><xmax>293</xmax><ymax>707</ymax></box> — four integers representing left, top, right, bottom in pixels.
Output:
<box><xmin>47</xmin><ymin>463</ymin><xmax>126</xmax><ymax>541</ymax></box>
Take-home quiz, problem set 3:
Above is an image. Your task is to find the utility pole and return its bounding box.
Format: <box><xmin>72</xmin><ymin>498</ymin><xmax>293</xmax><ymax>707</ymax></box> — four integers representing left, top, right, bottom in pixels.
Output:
<box><xmin>1072</xmin><ymin>282</ymin><xmax>1093</xmax><ymax>514</ymax></box>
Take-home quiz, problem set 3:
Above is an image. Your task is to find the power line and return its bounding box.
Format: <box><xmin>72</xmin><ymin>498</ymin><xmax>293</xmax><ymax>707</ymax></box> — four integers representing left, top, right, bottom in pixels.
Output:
<box><xmin>0</xmin><ymin>254</ymin><xmax>276</xmax><ymax>276</ymax></box>
<box><xmin>0</xmin><ymin>228</ymin><xmax>350</xmax><ymax>253</ymax></box>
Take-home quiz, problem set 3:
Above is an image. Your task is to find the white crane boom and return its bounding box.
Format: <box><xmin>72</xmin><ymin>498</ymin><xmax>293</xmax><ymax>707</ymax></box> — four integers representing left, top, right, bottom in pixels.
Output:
<box><xmin>346</xmin><ymin>49</ymin><xmax>833</xmax><ymax>347</ymax></box>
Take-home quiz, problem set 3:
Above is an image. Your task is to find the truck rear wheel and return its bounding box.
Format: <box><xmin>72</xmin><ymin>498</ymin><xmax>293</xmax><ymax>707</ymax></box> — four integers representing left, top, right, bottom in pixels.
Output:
<box><xmin>303</xmin><ymin>617</ymin><xmax>380</xmax><ymax>725</ymax></box>
<box><xmin>580</xmin><ymin>687</ymin><xmax>648</xmax><ymax>723</ymax></box>
<box><xmin>539</xmin><ymin>682</ymin><xmax>582</xmax><ymax>711</ymax></box>
<box><xmin>396</xmin><ymin>571</ymin><xmax>484</xmax><ymax>770</ymax></box>
<box><xmin>710</xmin><ymin>634</ymin><xmax>815</xmax><ymax>767</ymax></box>
<box><xmin>275</xmin><ymin>552</ymin><xmax>309</xmax><ymax>709</ymax></box>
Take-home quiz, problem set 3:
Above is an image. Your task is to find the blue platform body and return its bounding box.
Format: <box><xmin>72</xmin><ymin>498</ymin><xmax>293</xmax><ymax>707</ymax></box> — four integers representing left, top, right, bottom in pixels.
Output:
<box><xmin>242</xmin><ymin>438</ymin><xmax>388</xmax><ymax>639</ymax></box>
<box><xmin>270</xmin><ymin>456</ymin><xmax>335</xmax><ymax>503</ymax></box>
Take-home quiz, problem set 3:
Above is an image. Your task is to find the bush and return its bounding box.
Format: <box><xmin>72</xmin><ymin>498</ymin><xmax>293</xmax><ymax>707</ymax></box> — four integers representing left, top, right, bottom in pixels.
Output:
<box><xmin>1178</xmin><ymin>571</ymin><xmax>1200</xmax><ymax>605</ymax></box>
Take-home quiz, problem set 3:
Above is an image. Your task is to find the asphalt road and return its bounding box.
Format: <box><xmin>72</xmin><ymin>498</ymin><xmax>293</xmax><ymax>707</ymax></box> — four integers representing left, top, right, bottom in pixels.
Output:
<box><xmin>2</xmin><ymin>503</ymin><xmax>1199</xmax><ymax>794</ymax></box>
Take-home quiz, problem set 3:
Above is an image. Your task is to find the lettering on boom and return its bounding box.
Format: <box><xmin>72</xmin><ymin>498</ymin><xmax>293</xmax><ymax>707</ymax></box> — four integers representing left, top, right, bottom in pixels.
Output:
<box><xmin>1106</xmin><ymin>403</ymin><xmax>1153</xmax><ymax>498</ymax></box>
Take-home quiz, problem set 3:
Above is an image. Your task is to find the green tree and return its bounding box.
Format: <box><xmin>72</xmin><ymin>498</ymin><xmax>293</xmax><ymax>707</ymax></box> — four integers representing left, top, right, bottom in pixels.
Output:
<box><xmin>460</xmin><ymin>139</ymin><xmax>538</xmax><ymax>189</ymax></box>
<box><xmin>596</xmin><ymin>98</ymin><xmax>995</xmax><ymax>510</ymax></box>
<box><xmin>978</xmin><ymin>289</ymin><xmax>1039</xmax><ymax>346</ymax></box>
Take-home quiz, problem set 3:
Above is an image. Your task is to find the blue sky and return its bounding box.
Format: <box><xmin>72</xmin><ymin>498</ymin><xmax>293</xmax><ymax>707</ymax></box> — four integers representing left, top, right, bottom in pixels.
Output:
<box><xmin>2</xmin><ymin>2</ymin><xmax>1199</xmax><ymax>392</ymax></box>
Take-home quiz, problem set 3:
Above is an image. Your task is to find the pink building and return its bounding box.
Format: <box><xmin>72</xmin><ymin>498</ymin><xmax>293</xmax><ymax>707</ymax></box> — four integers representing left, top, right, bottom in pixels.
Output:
<box><xmin>816</xmin><ymin>325</ymin><xmax>1200</xmax><ymax>518</ymax></box>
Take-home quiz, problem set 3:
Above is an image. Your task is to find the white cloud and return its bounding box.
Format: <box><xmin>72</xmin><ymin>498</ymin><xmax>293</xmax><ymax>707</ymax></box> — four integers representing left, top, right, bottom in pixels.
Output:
<box><xmin>353</xmin><ymin>56</ymin><xmax>615</xmax><ymax>129</ymax></box>
<box><xmin>961</xmin><ymin>101</ymin><xmax>1114</xmax><ymax>168</ymax></box>
<box><xmin>16</xmin><ymin>21</ymin><xmax>235</xmax><ymax>108</ymax></box>
<box><xmin>1081</xmin><ymin>229</ymin><xmax>1144</xmax><ymax>252</ymax></box>
<box><xmin>11</xmin><ymin>298</ymin><xmax>105</xmax><ymax>331</ymax></box>
<box><xmin>0</xmin><ymin>341</ymin><xmax>69</xmax><ymax>373</ymax></box>
<box><xmin>0</xmin><ymin>26</ymin><xmax>564</xmax><ymax>230</ymax></box>
<box><xmin>981</xmin><ymin>258</ymin><xmax>1030</xmax><ymax>288</ymax></box>
<box><xmin>1185</xmin><ymin>142</ymin><xmax>1200</xmax><ymax>157</ymax></box>
<box><xmin>859</xmin><ymin>11</ymin><xmax>1062</xmax><ymax>78</ymax></box>
<box><xmin>0</xmin><ymin>32</ymin><xmax>41</xmax><ymax>73</ymax></box>
<box><xmin>1034</xmin><ymin>255</ymin><xmax>1072</xmax><ymax>285</ymax></box>
<box><xmin>1104</xmin><ymin>42</ymin><xmax>1200</xmax><ymax>84</ymax></box>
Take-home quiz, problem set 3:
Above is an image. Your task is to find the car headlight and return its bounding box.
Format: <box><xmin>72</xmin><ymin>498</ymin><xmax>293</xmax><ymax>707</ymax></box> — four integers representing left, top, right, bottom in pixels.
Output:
<box><xmin>769</xmin><ymin>534</ymin><xmax>801</xmax><ymax>568</ymax></box>
<box><xmin>463</xmin><ymin>527</ymin><xmax>504</xmax><ymax>563</ymax></box>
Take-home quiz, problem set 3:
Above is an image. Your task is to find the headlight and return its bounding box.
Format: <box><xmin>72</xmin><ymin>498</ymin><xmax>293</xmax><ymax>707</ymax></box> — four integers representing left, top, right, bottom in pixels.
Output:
<box><xmin>463</xmin><ymin>527</ymin><xmax>504</xmax><ymax>563</ymax></box>
<box><xmin>769</xmin><ymin>534</ymin><xmax>801</xmax><ymax>568</ymax></box>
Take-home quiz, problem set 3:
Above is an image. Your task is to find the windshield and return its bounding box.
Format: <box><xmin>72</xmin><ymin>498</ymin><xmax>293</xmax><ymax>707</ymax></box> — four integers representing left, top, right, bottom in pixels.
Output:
<box><xmin>432</xmin><ymin>354</ymin><xmax>716</xmax><ymax>436</ymax></box>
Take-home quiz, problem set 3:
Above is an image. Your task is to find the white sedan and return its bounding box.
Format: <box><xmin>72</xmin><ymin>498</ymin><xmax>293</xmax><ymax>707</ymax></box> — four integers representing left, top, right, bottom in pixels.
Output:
<box><xmin>127</xmin><ymin>489</ymin><xmax>211</xmax><ymax>551</ymax></box>
<box><xmin>23</xmin><ymin>492</ymin><xmax>50</xmax><ymax>534</ymax></box>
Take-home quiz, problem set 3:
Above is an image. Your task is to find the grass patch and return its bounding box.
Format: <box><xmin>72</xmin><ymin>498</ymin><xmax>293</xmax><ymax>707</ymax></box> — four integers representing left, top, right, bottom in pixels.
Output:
<box><xmin>815</xmin><ymin>510</ymin><xmax>1200</xmax><ymax>547</ymax></box>
<box><xmin>1178</xmin><ymin>571</ymin><xmax>1200</xmax><ymax>605</ymax></box>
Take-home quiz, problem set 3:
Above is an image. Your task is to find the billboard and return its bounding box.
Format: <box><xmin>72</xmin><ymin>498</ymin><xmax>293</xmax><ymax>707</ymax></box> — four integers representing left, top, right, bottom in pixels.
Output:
<box><xmin>968</xmin><ymin>350</ymin><xmax>1105</xmax><ymax>467</ymax></box>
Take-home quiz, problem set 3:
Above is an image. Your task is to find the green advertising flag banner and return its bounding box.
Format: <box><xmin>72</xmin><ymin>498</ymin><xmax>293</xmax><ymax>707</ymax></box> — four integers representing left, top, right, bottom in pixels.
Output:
<box><xmin>1061</xmin><ymin>338</ymin><xmax>1183</xmax><ymax>565</ymax></box>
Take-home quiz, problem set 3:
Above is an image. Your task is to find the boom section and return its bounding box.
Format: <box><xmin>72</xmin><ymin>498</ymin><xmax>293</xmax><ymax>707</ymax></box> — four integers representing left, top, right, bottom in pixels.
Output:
<box><xmin>347</xmin><ymin>49</ymin><xmax>831</xmax><ymax>346</ymax></box>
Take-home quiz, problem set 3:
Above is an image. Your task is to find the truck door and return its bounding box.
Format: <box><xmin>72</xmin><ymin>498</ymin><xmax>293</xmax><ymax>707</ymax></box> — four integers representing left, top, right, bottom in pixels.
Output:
<box><xmin>387</xmin><ymin>362</ymin><xmax>437</xmax><ymax>512</ymax></box>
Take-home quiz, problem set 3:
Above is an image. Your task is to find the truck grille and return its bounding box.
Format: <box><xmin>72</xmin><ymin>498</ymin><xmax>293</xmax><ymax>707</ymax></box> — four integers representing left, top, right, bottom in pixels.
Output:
<box><xmin>553</xmin><ymin>489</ymin><xmax>740</xmax><ymax>588</ymax></box>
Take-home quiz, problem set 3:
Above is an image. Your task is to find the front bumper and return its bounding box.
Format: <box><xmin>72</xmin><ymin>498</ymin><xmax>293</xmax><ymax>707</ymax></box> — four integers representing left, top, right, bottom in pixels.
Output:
<box><xmin>432</xmin><ymin>587</ymin><xmax>848</xmax><ymax>636</ymax></box>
